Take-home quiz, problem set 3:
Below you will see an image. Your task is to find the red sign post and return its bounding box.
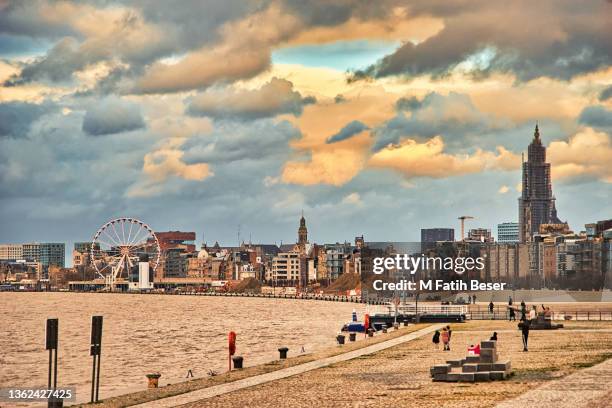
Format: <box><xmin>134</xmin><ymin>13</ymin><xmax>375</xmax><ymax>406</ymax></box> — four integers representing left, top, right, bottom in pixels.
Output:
<box><xmin>364</xmin><ymin>314</ymin><xmax>370</xmax><ymax>338</ymax></box>
<box><xmin>228</xmin><ymin>331</ymin><xmax>236</xmax><ymax>371</ymax></box>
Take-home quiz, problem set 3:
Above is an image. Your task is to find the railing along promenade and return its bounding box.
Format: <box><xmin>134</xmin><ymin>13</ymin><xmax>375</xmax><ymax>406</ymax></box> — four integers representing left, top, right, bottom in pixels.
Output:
<box><xmin>66</xmin><ymin>290</ymin><xmax>612</xmax><ymax>320</ymax></box>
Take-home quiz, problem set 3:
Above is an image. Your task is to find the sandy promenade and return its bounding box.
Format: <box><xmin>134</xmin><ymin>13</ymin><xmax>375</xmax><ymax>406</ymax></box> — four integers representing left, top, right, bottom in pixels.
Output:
<box><xmin>72</xmin><ymin>315</ymin><xmax>612</xmax><ymax>408</ymax></box>
<box><xmin>72</xmin><ymin>324</ymin><xmax>428</xmax><ymax>408</ymax></box>
<box><xmin>181</xmin><ymin>320</ymin><xmax>612</xmax><ymax>408</ymax></box>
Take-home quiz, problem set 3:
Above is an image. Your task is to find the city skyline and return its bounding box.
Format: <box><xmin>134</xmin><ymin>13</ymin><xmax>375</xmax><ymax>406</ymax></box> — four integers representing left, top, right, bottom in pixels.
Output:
<box><xmin>1</xmin><ymin>1</ymin><xmax>611</xmax><ymax>254</ymax></box>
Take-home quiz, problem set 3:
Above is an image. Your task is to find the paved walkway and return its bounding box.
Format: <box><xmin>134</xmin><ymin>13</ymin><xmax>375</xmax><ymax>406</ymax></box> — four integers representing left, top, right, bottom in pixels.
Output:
<box><xmin>131</xmin><ymin>324</ymin><xmax>445</xmax><ymax>408</ymax></box>
<box><xmin>496</xmin><ymin>357</ymin><xmax>612</xmax><ymax>408</ymax></box>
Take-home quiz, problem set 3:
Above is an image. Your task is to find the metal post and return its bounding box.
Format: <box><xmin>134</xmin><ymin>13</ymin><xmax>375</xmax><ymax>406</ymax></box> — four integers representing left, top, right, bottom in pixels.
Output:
<box><xmin>95</xmin><ymin>350</ymin><xmax>101</xmax><ymax>402</ymax></box>
<box><xmin>48</xmin><ymin>349</ymin><xmax>52</xmax><ymax>388</ymax></box>
<box><xmin>53</xmin><ymin>347</ymin><xmax>58</xmax><ymax>388</ymax></box>
<box><xmin>90</xmin><ymin>355</ymin><xmax>96</xmax><ymax>403</ymax></box>
<box><xmin>90</xmin><ymin>316</ymin><xmax>103</xmax><ymax>403</ymax></box>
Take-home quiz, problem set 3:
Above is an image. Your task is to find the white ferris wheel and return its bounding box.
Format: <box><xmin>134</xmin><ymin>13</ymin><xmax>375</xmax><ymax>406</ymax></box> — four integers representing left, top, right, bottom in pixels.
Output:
<box><xmin>90</xmin><ymin>217</ymin><xmax>161</xmax><ymax>284</ymax></box>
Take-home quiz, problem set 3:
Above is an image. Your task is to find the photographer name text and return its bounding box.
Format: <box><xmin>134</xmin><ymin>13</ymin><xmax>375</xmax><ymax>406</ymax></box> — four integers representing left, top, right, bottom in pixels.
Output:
<box><xmin>373</xmin><ymin>279</ymin><xmax>507</xmax><ymax>291</ymax></box>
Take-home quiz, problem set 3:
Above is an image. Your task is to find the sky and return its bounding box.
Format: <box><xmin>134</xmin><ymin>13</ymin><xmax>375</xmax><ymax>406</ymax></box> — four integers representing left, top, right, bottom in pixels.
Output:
<box><xmin>0</xmin><ymin>0</ymin><xmax>611</xmax><ymax>259</ymax></box>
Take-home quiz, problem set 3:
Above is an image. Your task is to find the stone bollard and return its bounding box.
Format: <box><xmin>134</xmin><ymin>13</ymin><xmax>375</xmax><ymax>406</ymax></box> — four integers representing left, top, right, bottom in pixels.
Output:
<box><xmin>367</xmin><ymin>328</ymin><xmax>374</xmax><ymax>337</ymax></box>
<box><xmin>146</xmin><ymin>373</ymin><xmax>161</xmax><ymax>388</ymax></box>
<box><xmin>278</xmin><ymin>347</ymin><xmax>289</xmax><ymax>359</ymax></box>
<box><xmin>394</xmin><ymin>322</ymin><xmax>400</xmax><ymax>330</ymax></box>
<box><xmin>232</xmin><ymin>356</ymin><xmax>244</xmax><ymax>369</ymax></box>
<box><xmin>382</xmin><ymin>327</ymin><xmax>388</xmax><ymax>333</ymax></box>
<box><xmin>349</xmin><ymin>332</ymin><xmax>356</xmax><ymax>342</ymax></box>
<box><xmin>403</xmin><ymin>321</ymin><xmax>409</xmax><ymax>326</ymax></box>
<box><xmin>336</xmin><ymin>334</ymin><xmax>345</xmax><ymax>345</ymax></box>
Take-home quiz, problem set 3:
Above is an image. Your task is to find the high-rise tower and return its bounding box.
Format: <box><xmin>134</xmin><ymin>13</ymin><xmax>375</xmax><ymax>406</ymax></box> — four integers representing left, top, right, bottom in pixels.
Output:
<box><xmin>518</xmin><ymin>125</ymin><xmax>564</xmax><ymax>242</ymax></box>
<box><xmin>298</xmin><ymin>212</ymin><xmax>308</xmax><ymax>245</ymax></box>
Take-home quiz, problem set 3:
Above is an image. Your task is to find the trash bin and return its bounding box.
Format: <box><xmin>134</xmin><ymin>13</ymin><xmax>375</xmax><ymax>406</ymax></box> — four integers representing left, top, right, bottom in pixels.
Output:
<box><xmin>232</xmin><ymin>356</ymin><xmax>243</xmax><ymax>369</ymax></box>
<box><xmin>278</xmin><ymin>347</ymin><xmax>289</xmax><ymax>359</ymax></box>
<box><xmin>349</xmin><ymin>332</ymin><xmax>356</xmax><ymax>342</ymax></box>
<box><xmin>367</xmin><ymin>328</ymin><xmax>374</xmax><ymax>337</ymax></box>
<box><xmin>336</xmin><ymin>334</ymin><xmax>345</xmax><ymax>344</ymax></box>
<box><xmin>146</xmin><ymin>373</ymin><xmax>162</xmax><ymax>388</ymax></box>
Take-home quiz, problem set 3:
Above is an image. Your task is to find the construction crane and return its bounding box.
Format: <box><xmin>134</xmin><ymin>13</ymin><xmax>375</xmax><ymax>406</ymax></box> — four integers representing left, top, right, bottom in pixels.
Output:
<box><xmin>458</xmin><ymin>216</ymin><xmax>474</xmax><ymax>241</ymax></box>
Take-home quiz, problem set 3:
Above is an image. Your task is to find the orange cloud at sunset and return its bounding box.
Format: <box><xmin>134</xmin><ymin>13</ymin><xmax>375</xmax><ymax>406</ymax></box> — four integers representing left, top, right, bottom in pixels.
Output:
<box><xmin>282</xmin><ymin>130</ymin><xmax>372</xmax><ymax>186</ymax></box>
<box><xmin>280</xmin><ymin>85</ymin><xmax>397</xmax><ymax>185</ymax></box>
<box><xmin>135</xmin><ymin>6</ymin><xmax>300</xmax><ymax>94</ymax></box>
<box><xmin>368</xmin><ymin>136</ymin><xmax>520</xmax><ymax>179</ymax></box>
<box><xmin>549</xmin><ymin>127</ymin><xmax>612</xmax><ymax>183</ymax></box>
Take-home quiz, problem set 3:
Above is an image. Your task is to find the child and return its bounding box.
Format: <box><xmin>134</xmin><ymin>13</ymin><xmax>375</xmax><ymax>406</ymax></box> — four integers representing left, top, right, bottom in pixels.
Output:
<box><xmin>441</xmin><ymin>327</ymin><xmax>450</xmax><ymax>351</ymax></box>
<box><xmin>432</xmin><ymin>330</ymin><xmax>440</xmax><ymax>349</ymax></box>
<box><xmin>490</xmin><ymin>331</ymin><xmax>498</xmax><ymax>341</ymax></box>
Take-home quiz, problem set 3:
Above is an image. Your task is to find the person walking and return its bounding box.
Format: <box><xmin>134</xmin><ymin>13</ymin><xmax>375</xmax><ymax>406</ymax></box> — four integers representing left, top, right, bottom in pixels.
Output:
<box><xmin>521</xmin><ymin>320</ymin><xmax>530</xmax><ymax>351</ymax></box>
<box><xmin>489</xmin><ymin>301</ymin><xmax>494</xmax><ymax>314</ymax></box>
<box><xmin>432</xmin><ymin>330</ymin><xmax>440</xmax><ymax>350</ymax></box>
<box><xmin>446</xmin><ymin>325</ymin><xmax>452</xmax><ymax>351</ymax></box>
<box><xmin>508</xmin><ymin>296</ymin><xmax>513</xmax><ymax>306</ymax></box>
<box><xmin>520</xmin><ymin>301</ymin><xmax>527</xmax><ymax>321</ymax></box>
<box><xmin>509</xmin><ymin>307</ymin><xmax>516</xmax><ymax>321</ymax></box>
<box><xmin>472</xmin><ymin>294</ymin><xmax>477</xmax><ymax>304</ymax></box>
<box><xmin>441</xmin><ymin>327</ymin><xmax>450</xmax><ymax>351</ymax></box>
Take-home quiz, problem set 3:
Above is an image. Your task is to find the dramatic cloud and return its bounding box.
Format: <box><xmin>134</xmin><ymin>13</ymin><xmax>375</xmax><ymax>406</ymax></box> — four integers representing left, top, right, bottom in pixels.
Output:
<box><xmin>351</xmin><ymin>1</ymin><xmax>612</xmax><ymax>82</ymax></box>
<box><xmin>187</xmin><ymin>78</ymin><xmax>315</xmax><ymax>120</ymax></box>
<box><xmin>281</xmin><ymin>86</ymin><xmax>396</xmax><ymax>186</ymax></box>
<box><xmin>82</xmin><ymin>97</ymin><xmax>145</xmax><ymax>136</ymax></box>
<box><xmin>0</xmin><ymin>101</ymin><xmax>55</xmax><ymax>137</ymax></box>
<box><xmin>282</xmin><ymin>132</ymin><xmax>373</xmax><ymax>186</ymax></box>
<box><xmin>182</xmin><ymin>119</ymin><xmax>300</xmax><ymax>164</ymax></box>
<box><xmin>143</xmin><ymin>148</ymin><xmax>211</xmax><ymax>182</ymax></box>
<box><xmin>548</xmin><ymin>127</ymin><xmax>612</xmax><ymax>183</ymax></box>
<box><xmin>374</xmin><ymin>92</ymin><xmax>496</xmax><ymax>151</ymax></box>
<box><xmin>127</xmin><ymin>146</ymin><xmax>212</xmax><ymax>197</ymax></box>
<box><xmin>3</xmin><ymin>4</ymin><xmax>172</xmax><ymax>86</ymax></box>
<box><xmin>0</xmin><ymin>1</ymin><xmax>610</xmax><ymax>248</ymax></box>
<box><xmin>0</xmin><ymin>1</ymin><xmax>76</xmax><ymax>39</ymax></box>
<box><xmin>134</xmin><ymin>6</ymin><xmax>301</xmax><ymax>94</ymax></box>
<box><xmin>368</xmin><ymin>136</ymin><xmax>520</xmax><ymax>179</ymax></box>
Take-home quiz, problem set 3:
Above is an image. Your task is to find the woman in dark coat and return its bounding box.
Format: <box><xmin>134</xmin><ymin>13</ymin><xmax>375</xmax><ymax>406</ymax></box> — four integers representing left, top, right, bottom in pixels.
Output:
<box><xmin>432</xmin><ymin>330</ymin><xmax>440</xmax><ymax>349</ymax></box>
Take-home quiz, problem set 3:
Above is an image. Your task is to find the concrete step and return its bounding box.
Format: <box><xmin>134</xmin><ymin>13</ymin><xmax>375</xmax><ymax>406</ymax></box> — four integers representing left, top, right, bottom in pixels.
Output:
<box><xmin>446</xmin><ymin>359</ymin><xmax>464</xmax><ymax>367</ymax></box>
